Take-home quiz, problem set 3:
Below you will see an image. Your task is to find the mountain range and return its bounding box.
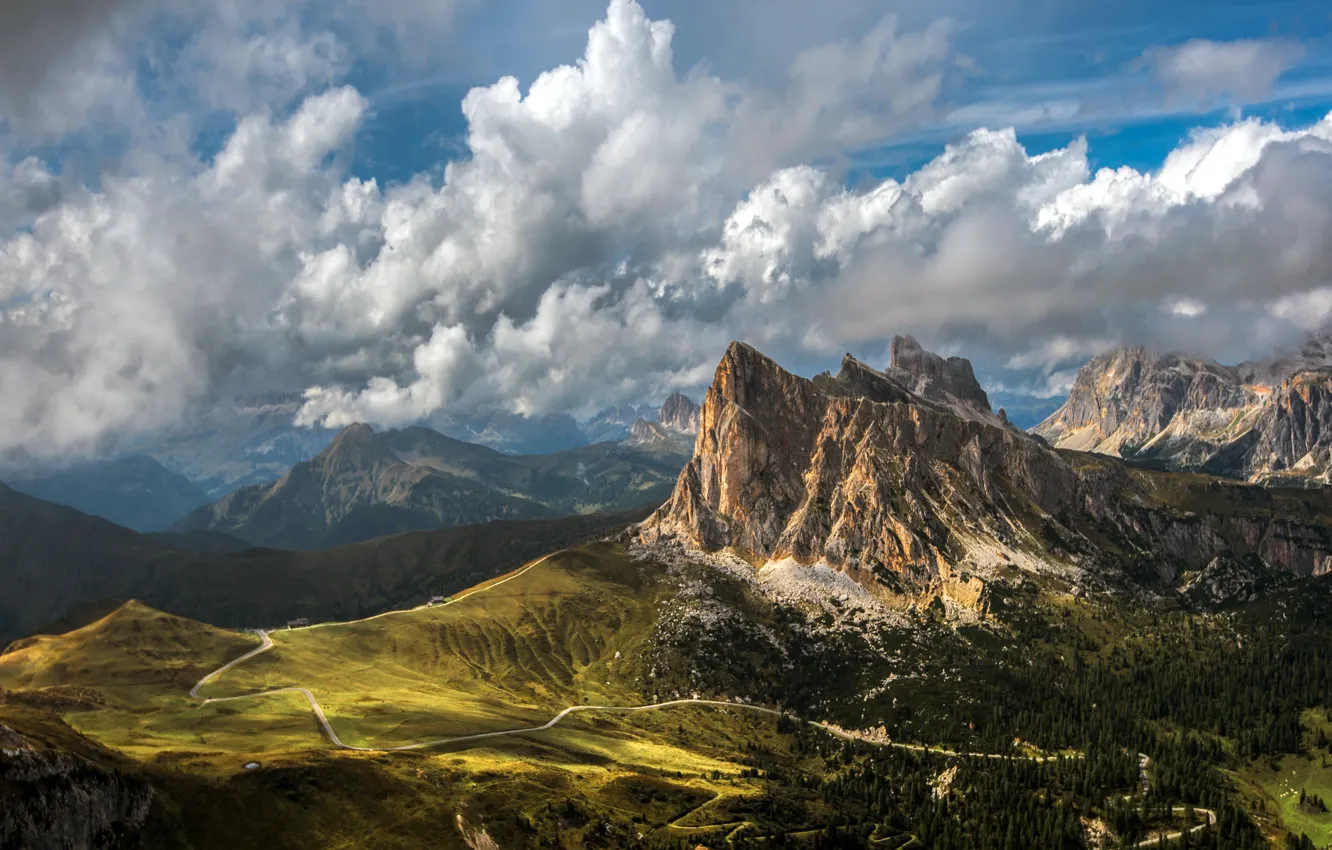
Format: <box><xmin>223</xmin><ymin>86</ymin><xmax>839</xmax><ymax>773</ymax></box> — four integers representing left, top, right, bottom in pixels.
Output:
<box><xmin>174</xmin><ymin>414</ymin><xmax>694</xmax><ymax>550</ymax></box>
<box><xmin>4</xmin><ymin>456</ymin><xmax>211</xmax><ymax>532</ymax></box>
<box><xmin>0</xmin><ymin>478</ymin><xmax>650</xmax><ymax>643</ymax></box>
<box><xmin>642</xmin><ymin>338</ymin><xmax>1332</xmax><ymax>612</ymax></box>
<box><xmin>6</xmin><ymin>337</ymin><xmax>1332</xmax><ymax>848</ymax></box>
<box><xmin>133</xmin><ymin>393</ymin><xmax>341</xmax><ymax>498</ymax></box>
<box><xmin>2</xmin><ymin>394</ymin><xmax>701</xmax><ymax>547</ymax></box>
<box><xmin>1034</xmin><ymin>330</ymin><xmax>1332</xmax><ymax>486</ymax></box>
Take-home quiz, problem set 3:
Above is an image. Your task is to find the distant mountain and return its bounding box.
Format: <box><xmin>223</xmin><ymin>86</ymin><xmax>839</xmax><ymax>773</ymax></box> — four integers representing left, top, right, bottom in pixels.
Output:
<box><xmin>581</xmin><ymin>404</ymin><xmax>659</xmax><ymax>443</ymax></box>
<box><xmin>1033</xmin><ymin>332</ymin><xmax>1332</xmax><ymax>485</ymax></box>
<box><xmin>141</xmin><ymin>393</ymin><xmax>339</xmax><ymax>498</ymax></box>
<box><xmin>627</xmin><ymin>392</ymin><xmax>701</xmax><ymax>451</ymax></box>
<box><xmin>5</xmin><ymin>456</ymin><xmax>210</xmax><ymax>532</ymax></box>
<box><xmin>640</xmin><ymin>340</ymin><xmax>1332</xmax><ymax>610</ymax></box>
<box><xmin>174</xmin><ymin>424</ymin><xmax>689</xmax><ymax>549</ymax></box>
<box><xmin>137</xmin><ymin>393</ymin><xmax>691</xmax><ymax>495</ymax></box>
<box><xmin>428</xmin><ymin>410</ymin><xmax>590</xmax><ymax>455</ymax></box>
<box><xmin>0</xmin><ymin>480</ymin><xmax>651</xmax><ymax>643</ymax></box>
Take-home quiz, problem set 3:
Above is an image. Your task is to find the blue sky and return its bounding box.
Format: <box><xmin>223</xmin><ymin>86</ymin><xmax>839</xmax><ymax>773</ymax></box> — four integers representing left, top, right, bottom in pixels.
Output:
<box><xmin>346</xmin><ymin>0</ymin><xmax>1332</xmax><ymax>186</ymax></box>
<box><xmin>5</xmin><ymin>0</ymin><xmax>1332</xmax><ymax>455</ymax></box>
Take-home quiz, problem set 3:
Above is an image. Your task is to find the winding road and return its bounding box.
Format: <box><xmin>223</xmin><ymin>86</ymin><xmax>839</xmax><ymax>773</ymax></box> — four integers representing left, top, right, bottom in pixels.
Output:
<box><xmin>187</xmin><ymin>550</ymin><xmax>1216</xmax><ymax>844</ymax></box>
<box><xmin>187</xmin><ymin>551</ymin><xmax>1099</xmax><ymax>759</ymax></box>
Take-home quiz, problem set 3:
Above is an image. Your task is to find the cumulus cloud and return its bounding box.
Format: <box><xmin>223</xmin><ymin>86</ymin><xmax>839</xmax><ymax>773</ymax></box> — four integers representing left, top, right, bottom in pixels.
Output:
<box><xmin>727</xmin><ymin>15</ymin><xmax>955</xmax><ymax>177</ymax></box>
<box><xmin>769</xmin><ymin>114</ymin><xmax>1332</xmax><ymax>352</ymax></box>
<box><xmin>0</xmin><ymin>87</ymin><xmax>368</xmax><ymax>456</ymax></box>
<box><xmin>6</xmin><ymin>0</ymin><xmax>1332</xmax><ymax>460</ymax></box>
<box><xmin>0</xmin><ymin>0</ymin><xmax>466</xmax><ymax>139</ymax></box>
<box><xmin>1140</xmin><ymin>38</ymin><xmax>1306</xmax><ymax>106</ymax></box>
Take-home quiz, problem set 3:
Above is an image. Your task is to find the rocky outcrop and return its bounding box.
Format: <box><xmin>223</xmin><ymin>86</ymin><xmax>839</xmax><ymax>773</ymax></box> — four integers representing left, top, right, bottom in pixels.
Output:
<box><xmin>626</xmin><ymin>393</ymin><xmax>701</xmax><ymax>450</ymax></box>
<box><xmin>1034</xmin><ymin>333</ymin><xmax>1332</xmax><ymax>484</ymax></box>
<box><xmin>887</xmin><ymin>335</ymin><xmax>994</xmax><ymax>418</ymax></box>
<box><xmin>1248</xmin><ymin>369</ymin><xmax>1332</xmax><ymax>485</ymax></box>
<box><xmin>1</xmin><ymin>721</ymin><xmax>153</xmax><ymax>849</ymax></box>
<box><xmin>640</xmin><ymin>341</ymin><xmax>1332</xmax><ymax>602</ymax></box>
<box><xmin>1178</xmin><ymin>554</ymin><xmax>1287</xmax><ymax>606</ymax></box>
<box><xmin>658</xmin><ymin>393</ymin><xmax>702</xmax><ymax>433</ymax></box>
<box><xmin>1033</xmin><ymin>347</ymin><xmax>1259</xmax><ymax>461</ymax></box>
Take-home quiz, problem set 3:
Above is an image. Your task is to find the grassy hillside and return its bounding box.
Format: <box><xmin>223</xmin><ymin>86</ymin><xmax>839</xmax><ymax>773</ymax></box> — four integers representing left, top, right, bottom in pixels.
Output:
<box><xmin>0</xmin><ymin>600</ymin><xmax>258</xmax><ymax>692</ymax></box>
<box><xmin>0</xmin><ymin>553</ymin><xmax>881</xmax><ymax>849</ymax></box>
<box><xmin>0</xmin><ymin>480</ymin><xmax>653</xmax><ymax>642</ymax></box>
<box><xmin>6</xmin><ymin>540</ymin><xmax>1332</xmax><ymax>847</ymax></box>
<box><xmin>202</xmin><ymin>545</ymin><xmax>663</xmax><ymax>747</ymax></box>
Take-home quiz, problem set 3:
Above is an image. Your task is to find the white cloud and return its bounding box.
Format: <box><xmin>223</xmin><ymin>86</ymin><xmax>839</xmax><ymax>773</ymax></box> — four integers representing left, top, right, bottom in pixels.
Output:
<box><xmin>6</xmin><ymin>0</ymin><xmax>1332</xmax><ymax>459</ymax></box>
<box><xmin>1140</xmin><ymin>38</ymin><xmax>1306</xmax><ymax>106</ymax></box>
<box><xmin>1270</xmin><ymin>287</ymin><xmax>1332</xmax><ymax>331</ymax></box>
<box><xmin>0</xmin><ymin>87</ymin><xmax>367</xmax><ymax>457</ymax></box>
<box><xmin>1166</xmin><ymin>298</ymin><xmax>1206</xmax><ymax>318</ymax></box>
<box><xmin>1005</xmin><ymin>336</ymin><xmax>1118</xmax><ymax>372</ymax></box>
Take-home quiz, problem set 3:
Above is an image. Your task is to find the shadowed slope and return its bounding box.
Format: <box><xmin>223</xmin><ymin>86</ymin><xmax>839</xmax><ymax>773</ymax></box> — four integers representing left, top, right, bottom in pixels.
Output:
<box><xmin>0</xmin><ymin>479</ymin><xmax>653</xmax><ymax>643</ymax></box>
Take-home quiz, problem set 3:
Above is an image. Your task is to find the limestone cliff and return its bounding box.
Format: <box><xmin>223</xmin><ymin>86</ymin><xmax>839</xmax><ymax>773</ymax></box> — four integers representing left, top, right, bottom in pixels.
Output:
<box><xmin>658</xmin><ymin>393</ymin><xmax>702</xmax><ymax>433</ymax></box>
<box><xmin>640</xmin><ymin>341</ymin><xmax>1332</xmax><ymax>602</ymax></box>
<box><xmin>626</xmin><ymin>393</ymin><xmax>701</xmax><ymax>450</ymax></box>
<box><xmin>1033</xmin><ymin>333</ymin><xmax>1332</xmax><ymax>484</ymax></box>
<box><xmin>887</xmin><ymin>335</ymin><xmax>995</xmax><ymax>420</ymax></box>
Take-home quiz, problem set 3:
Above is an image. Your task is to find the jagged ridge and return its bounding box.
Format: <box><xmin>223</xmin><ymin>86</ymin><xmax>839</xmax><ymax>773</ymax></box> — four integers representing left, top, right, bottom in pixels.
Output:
<box><xmin>640</xmin><ymin>341</ymin><xmax>1332</xmax><ymax>608</ymax></box>
<box><xmin>1034</xmin><ymin>332</ymin><xmax>1332</xmax><ymax>485</ymax></box>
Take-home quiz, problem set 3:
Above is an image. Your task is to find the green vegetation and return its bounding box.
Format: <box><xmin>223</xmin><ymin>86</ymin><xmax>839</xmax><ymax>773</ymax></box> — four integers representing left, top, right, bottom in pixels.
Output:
<box><xmin>0</xmin><ymin>475</ymin><xmax>650</xmax><ymax>641</ymax></box>
<box><xmin>6</xmin><ymin>542</ymin><xmax>1332</xmax><ymax>847</ymax></box>
<box><xmin>203</xmin><ymin>545</ymin><xmax>666</xmax><ymax>746</ymax></box>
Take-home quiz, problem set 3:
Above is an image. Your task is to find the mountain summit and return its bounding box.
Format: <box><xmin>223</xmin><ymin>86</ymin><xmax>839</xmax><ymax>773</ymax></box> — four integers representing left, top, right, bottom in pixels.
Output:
<box><xmin>1034</xmin><ymin>333</ymin><xmax>1332</xmax><ymax>485</ymax></box>
<box><xmin>640</xmin><ymin>340</ymin><xmax>1332</xmax><ymax>608</ymax></box>
<box><xmin>626</xmin><ymin>393</ymin><xmax>702</xmax><ymax>449</ymax></box>
<box><xmin>887</xmin><ymin>335</ymin><xmax>994</xmax><ymax>419</ymax></box>
<box><xmin>177</xmin><ymin>424</ymin><xmax>687</xmax><ymax>549</ymax></box>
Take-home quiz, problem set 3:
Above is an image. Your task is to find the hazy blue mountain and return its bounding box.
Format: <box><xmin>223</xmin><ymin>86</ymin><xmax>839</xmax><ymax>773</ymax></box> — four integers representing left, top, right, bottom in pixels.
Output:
<box><xmin>6</xmin><ymin>455</ymin><xmax>210</xmax><ymax>532</ymax></box>
<box><xmin>175</xmin><ymin>423</ymin><xmax>689</xmax><ymax>549</ymax></box>
<box><xmin>139</xmin><ymin>393</ymin><xmax>339</xmax><ymax>498</ymax></box>
<box><xmin>427</xmin><ymin>410</ymin><xmax>591</xmax><ymax>455</ymax></box>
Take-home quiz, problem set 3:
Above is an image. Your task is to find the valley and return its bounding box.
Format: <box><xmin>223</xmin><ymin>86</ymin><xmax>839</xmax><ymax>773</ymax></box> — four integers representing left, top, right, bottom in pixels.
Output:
<box><xmin>4</xmin><ymin>536</ymin><xmax>1330</xmax><ymax>848</ymax></box>
<box><xmin>9</xmin><ymin>2</ymin><xmax>1332</xmax><ymax>846</ymax></box>
<box><xmin>6</xmin><ymin>340</ymin><xmax>1332</xmax><ymax>848</ymax></box>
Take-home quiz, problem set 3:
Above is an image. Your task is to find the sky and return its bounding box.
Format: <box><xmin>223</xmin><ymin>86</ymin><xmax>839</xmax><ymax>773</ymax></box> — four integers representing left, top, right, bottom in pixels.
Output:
<box><xmin>3</xmin><ymin>0</ymin><xmax>1332</xmax><ymax>458</ymax></box>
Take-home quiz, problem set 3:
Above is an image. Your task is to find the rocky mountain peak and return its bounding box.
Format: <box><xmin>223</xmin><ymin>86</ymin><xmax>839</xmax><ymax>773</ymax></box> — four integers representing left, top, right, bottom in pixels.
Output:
<box><xmin>886</xmin><ymin>335</ymin><xmax>992</xmax><ymax>416</ymax></box>
<box><xmin>640</xmin><ymin>340</ymin><xmax>1332</xmax><ymax>607</ymax></box>
<box><xmin>317</xmin><ymin>423</ymin><xmax>400</xmax><ymax>474</ymax></box>
<box><xmin>625</xmin><ymin>391</ymin><xmax>702</xmax><ymax>449</ymax></box>
<box><xmin>640</xmin><ymin>340</ymin><xmax>1082</xmax><ymax>596</ymax></box>
<box><xmin>658</xmin><ymin>392</ymin><xmax>701</xmax><ymax>433</ymax></box>
<box><xmin>1033</xmin><ymin>331</ymin><xmax>1332</xmax><ymax>482</ymax></box>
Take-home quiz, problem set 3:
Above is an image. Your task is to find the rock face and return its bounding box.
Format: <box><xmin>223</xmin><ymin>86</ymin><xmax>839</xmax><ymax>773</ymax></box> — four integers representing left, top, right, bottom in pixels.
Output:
<box><xmin>1248</xmin><ymin>369</ymin><xmax>1332</xmax><ymax>485</ymax></box>
<box><xmin>1034</xmin><ymin>333</ymin><xmax>1332</xmax><ymax>484</ymax></box>
<box><xmin>0</xmin><ymin>721</ymin><xmax>154</xmax><ymax>849</ymax></box>
<box><xmin>626</xmin><ymin>393</ymin><xmax>701</xmax><ymax>450</ymax></box>
<box><xmin>887</xmin><ymin>335</ymin><xmax>994</xmax><ymax>419</ymax></box>
<box><xmin>658</xmin><ymin>393</ymin><xmax>702</xmax><ymax>433</ymax></box>
<box><xmin>640</xmin><ymin>341</ymin><xmax>1332</xmax><ymax>601</ymax></box>
<box><xmin>581</xmin><ymin>404</ymin><xmax>658</xmax><ymax>443</ymax></box>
